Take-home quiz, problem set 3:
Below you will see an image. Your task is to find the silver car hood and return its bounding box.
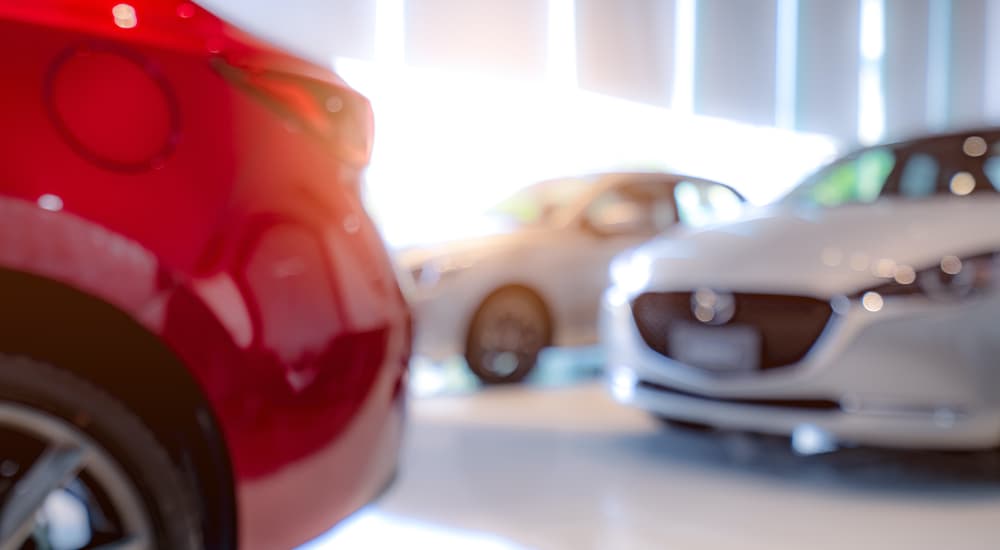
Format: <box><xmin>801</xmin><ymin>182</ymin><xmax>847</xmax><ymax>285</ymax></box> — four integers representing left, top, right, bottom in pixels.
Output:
<box><xmin>636</xmin><ymin>196</ymin><xmax>1000</xmax><ymax>297</ymax></box>
<box><xmin>396</xmin><ymin>226</ymin><xmax>553</xmax><ymax>269</ymax></box>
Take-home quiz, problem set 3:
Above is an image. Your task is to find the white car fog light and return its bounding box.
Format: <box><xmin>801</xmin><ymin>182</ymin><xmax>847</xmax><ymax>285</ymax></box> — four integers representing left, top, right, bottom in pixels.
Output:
<box><xmin>791</xmin><ymin>424</ymin><xmax>837</xmax><ymax>455</ymax></box>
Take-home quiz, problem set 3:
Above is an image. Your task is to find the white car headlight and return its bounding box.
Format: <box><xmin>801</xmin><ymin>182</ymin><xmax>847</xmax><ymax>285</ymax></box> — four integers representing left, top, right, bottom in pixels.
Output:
<box><xmin>609</xmin><ymin>252</ymin><xmax>652</xmax><ymax>295</ymax></box>
<box><xmin>855</xmin><ymin>251</ymin><xmax>999</xmax><ymax>306</ymax></box>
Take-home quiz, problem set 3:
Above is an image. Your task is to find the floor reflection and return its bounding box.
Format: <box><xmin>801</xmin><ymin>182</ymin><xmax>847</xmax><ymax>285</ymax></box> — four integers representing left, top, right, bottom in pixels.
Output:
<box><xmin>301</xmin><ymin>509</ymin><xmax>528</xmax><ymax>549</ymax></box>
<box><xmin>410</xmin><ymin>347</ymin><xmax>606</xmax><ymax>398</ymax></box>
<box><xmin>307</xmin><ymin>353</ymin><xmax>1000</xmax><ymax>550</ymax></box>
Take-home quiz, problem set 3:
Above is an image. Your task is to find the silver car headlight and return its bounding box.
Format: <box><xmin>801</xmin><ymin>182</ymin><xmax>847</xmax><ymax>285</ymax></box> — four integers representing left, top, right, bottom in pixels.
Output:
<box><xmin>856</xmin><ymin>251</ymin><xmax>999</xmax><ymax>306</ymax></box>
<box><xmin>411</xmin><ymin>257</ymin><xmax>474</xmax><ymax>289</ymax></box>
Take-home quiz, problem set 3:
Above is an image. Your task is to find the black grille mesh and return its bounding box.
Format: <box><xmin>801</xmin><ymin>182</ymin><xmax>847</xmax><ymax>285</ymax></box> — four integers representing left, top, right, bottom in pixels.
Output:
<box><xmin>632</xmin><ymin>292</ymin><xmax>833</xmax><ymax>370</ymax></box>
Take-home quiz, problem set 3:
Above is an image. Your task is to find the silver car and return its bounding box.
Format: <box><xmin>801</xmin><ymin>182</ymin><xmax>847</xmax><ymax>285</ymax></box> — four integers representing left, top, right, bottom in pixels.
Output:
<box><xmin>399</xmin><ymin>172</ymin><xmax>745</xmax><ymax>383</ymax></box>
<box><xmin>602</xmin><ymin>129</ymin><xmax>1000</xmax><ymax>452</ymax></box>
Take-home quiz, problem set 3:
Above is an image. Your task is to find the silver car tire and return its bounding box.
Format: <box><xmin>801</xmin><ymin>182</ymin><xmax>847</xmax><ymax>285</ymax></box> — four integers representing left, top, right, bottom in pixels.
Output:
<box><xmin>464</xmin><ymin>287</ymin><xmax>552</xmax><ymax>385</ymax></box>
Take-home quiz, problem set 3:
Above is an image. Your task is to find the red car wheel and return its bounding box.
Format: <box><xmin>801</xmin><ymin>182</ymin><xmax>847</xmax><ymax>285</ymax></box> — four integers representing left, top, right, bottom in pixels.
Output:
<box><xmin>0</xmin><ymin>356</ymin><xmax>203</xmax><ymax>550</ymax></box>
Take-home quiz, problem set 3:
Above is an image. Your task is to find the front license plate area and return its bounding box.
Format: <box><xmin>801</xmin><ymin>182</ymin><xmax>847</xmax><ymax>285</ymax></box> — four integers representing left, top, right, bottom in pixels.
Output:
<box><xmin>668</xmin><ymin>322</ymin><xmax>761</xmax><ymax>373</ymax></box>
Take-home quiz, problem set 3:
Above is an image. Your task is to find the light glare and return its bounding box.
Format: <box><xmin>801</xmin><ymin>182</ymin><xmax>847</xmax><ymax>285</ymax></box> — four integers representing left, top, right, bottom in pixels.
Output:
<box><xmin>694</xmin><ymin>306</ymin><xmax>714</xmax><ymax>323</ymax></box>
<box><xmin>610</xmin><ymin>254</ymin><xmax>652</xmax><ymax>294</ymax></box>
<box><xmin>949</xmin><ymin>172</ymin><xmax>976</xmax><ymax>195</ymax></box>
<box><xmin>859</xmin><ymin>0</ymin><xmax>885</xmax><ymax>60</ymax></box>
<box><xmin>862</xmin><ymin>291</ymin><xmax>884</xmax><ymax>312</ymax></box>
<box><xmin>332</xmin><ymin>57</ymin><xmax>837</xmax><ymax>249</ymax></box>
<box><xmin>112</xmin><ymin>3</ymin><xmax>137</xmax><ymax>29</ymax></box>
<box><xmin>374</xmin><ymin>0</ymin><xmax>405</xmax><ymax>65</ymax></box>
<box><xmin>791</xmin><ymin>424</ymin><xmax>837</xmax><ymax>455</ymax></box>
<box><xmin>547</xmin><ymin>0</ymin><xmax>578</xmax><ymax>87</ymax></box>
<box><xmin>873</xmin><ymin>258</ymin><xmax>896</xmax><ymax>278</ymax></box>
<box><xmin>849</xmin><ymin>252</ymin><xmax>869</xmax><ymax>272</ymax></box>
<box><xmin>894</xmin><ymin>265</ymin><xmax>916</xmax><ymax>285</ymax></box>
<box><xmin>609</xmin><ymin>367</ymin><xmax>638</xmax><ymax>402</ymax></box>
<box><xmin>693</xmin><ymin>288</ymin><xmax>718</xmax><ymax>308</ymax></box>
<box><xmin>925</xmin><ymin>0</ymin><xmax>951</xmax><ymax>129</ymax></box>
<box><xmin>940</xmin><ymin>255</ymin><xmax>962</xmax><ymax>275</ymax></box>
<box><xmin>176</xmin><ymin>3</ymin><xmax>196</xmax><ymax>19</ymax></box>
<box><xmin>775</xmin><ymin>0</ymin><xmax>799</xmax><ymax>129</ymax></box>
<box><xmin>963</xmin><ymin>136</ymin><xmax>988</xmax><ymax>157</ymax></box>
<box><xmin>821</xmin><ymin>247</ymin><xmax>843</xmax><ymax>267</ymax></box>
<box><xmin>326</xmin><ymin>96</ymin><xmax>344</xmax><ymax>113</ymax></box>
<box><xmin>37</xmin><ymin>194</ymin><xmax>63</xmax><ymax>212</ymax></box>
<box><xmin>672</xmin><ymin>0</ymin><xmax>696</xmax><ymax>113</ymax></box>
<box><xmin>857</xmin><ymin>0</ymin><xmax>885</xmax><ymax>144</ymax></box>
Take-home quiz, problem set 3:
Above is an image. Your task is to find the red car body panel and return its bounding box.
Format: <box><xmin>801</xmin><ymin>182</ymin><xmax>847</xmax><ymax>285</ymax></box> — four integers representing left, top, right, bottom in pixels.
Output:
<box><xmin>0</xmin><ymin>1</ymin><xmax>409</xmax><ymax>548</ymax></box>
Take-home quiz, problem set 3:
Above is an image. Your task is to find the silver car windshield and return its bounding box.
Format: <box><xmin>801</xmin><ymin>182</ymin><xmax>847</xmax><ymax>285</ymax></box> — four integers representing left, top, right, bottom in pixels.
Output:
<box><xmin>488</xmin><ymin>176</ymin><xmax>596</xmax><ymax>226</ymax></box>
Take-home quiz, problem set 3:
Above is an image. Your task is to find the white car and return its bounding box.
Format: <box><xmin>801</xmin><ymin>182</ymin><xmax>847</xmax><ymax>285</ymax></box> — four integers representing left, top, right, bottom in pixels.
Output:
<box><xmin>603</xmin><ymin>129</ymin><xmax>1000</xmax><ymax>452</ymax></box>
<box><xmin>398</xmin><ymin>172</ymin><xmax>745</xmax><ymax>383</ymax></box>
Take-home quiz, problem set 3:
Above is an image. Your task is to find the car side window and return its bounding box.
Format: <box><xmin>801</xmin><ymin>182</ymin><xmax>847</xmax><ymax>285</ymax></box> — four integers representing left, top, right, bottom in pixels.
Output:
<box><xmin>585</xmin><ymin>180</ymin><xmax>675</xmax><ymax>237</ymax></box>
<box><xmin>899</xmin><ymin>136</ymin><xmax>1000</xmax><ymax>197</ymax></box>
<box><xmin>894</xmin><ymin>135</ymin><xmax>1000</xmax><ymax>197</ymax></box>
<box><xmin>674</xmin><ymin>180</ymin><xmax>744</xmax><ymax>227</ymax></box>
<box><xmin>789</xmin><ymin>147</ymin><xmax>896</xmax><ymax>207</ymax></box>
<box><xmin>982</xmin><ymin>151</ymin><xmax>1000</xmax><ymax>191</ymax></box>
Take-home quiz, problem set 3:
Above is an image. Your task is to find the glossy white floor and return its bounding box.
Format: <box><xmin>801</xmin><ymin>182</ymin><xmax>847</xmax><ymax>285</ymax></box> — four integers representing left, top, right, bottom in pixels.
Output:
<box><xmin>306</xmin><ymin>356</ymin><xmax>1000</xmax><ymax>550</ymax></box>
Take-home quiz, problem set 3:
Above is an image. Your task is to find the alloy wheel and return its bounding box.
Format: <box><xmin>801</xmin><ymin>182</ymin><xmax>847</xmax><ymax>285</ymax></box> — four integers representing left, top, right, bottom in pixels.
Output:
<box><xmin>0</xmin><ymin>402</ymin><xmax>154</xmax><ymax>550</ymax></box>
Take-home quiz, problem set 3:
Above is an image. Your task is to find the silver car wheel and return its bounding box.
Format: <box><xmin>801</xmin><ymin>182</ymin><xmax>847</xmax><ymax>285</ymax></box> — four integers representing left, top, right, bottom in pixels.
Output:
<box><xmin>466</xmin><ymin>288</ymin><xmax>551</xmax><ymax>384</ymax></box>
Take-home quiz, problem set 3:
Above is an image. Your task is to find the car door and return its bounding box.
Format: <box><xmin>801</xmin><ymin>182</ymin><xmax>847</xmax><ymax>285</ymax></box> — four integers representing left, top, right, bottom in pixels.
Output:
<box><xmin>551</xmin><ymin>175</ymin><xmax>678</xmax><ymax>345</ymax></box>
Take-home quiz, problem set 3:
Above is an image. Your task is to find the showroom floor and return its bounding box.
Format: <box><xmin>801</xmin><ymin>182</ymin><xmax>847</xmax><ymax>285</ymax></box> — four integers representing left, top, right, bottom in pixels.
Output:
<box><xmin>305</xmin><ymin>354</ymin><xmax>1000</xmax><ymax>550</ymax></box>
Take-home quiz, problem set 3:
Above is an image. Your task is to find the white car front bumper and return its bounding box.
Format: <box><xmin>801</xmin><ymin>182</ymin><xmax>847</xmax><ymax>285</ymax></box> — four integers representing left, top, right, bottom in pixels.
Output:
<box><xmin>601</xmin><ymin>287</ymin><xmax>1000</xmax><ymax>450</ymax></box>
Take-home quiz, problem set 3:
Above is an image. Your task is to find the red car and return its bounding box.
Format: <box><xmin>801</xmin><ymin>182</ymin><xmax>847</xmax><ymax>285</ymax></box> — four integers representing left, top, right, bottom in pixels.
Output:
<box><xmin>0</xmin><ymin>1</ymin><xmax>409</xmax><ymax>549</ymax></box>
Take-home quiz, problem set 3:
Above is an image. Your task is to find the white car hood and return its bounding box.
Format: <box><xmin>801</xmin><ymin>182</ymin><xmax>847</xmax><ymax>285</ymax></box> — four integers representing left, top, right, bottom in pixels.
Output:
<box><xmin>637</xmin><ymin>196</ymin><xmax>1000</xmax><ymax>297</ymax></box>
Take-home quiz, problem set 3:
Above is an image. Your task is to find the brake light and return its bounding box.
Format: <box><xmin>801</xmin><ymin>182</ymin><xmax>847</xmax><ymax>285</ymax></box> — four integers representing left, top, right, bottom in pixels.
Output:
<box><xmin>211</xmin><ymin>57</ymin><xmax>373</xmax><ymax>165</ymax></box>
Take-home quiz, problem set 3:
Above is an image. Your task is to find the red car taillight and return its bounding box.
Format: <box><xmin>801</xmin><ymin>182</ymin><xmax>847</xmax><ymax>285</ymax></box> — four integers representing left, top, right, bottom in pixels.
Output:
<box><xmin>211</xmin><ymin>57</ymin><xmax>373</xmax><ymax>165</ymax></box>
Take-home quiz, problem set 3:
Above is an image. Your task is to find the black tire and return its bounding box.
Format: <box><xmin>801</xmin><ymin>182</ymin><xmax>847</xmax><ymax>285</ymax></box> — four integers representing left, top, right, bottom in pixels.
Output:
<box><xmin>0</xmin><ymin>355</ymin><xmax>203</xmax><ymax>550</ymax></box>
<box><xmin>464</xmin><ymin>287</ymin><xmax>552</xmax><ymax>385</ymax></box>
